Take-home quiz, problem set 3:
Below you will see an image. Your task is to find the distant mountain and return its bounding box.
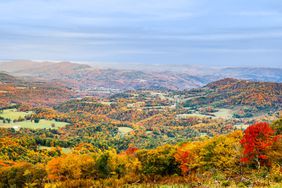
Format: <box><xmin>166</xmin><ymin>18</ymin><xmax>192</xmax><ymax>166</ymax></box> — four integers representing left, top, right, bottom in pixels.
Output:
<box><xmin>0</xmin><ymin>61</ymin><xmax>281</xmax><ymax>92</ymax></box>
<box><xmin>218</xmin><ymin>67</ymin><xmax>282</xmax><ymax>82</ymax></box>
<box><xmin>0</xmin><ymin>72</ymin><xmax>19</xmax><ymax>84</ymax></box>
<box><xmin>0</xmin><ymin>60</ymin><xmax>92</xmax><ymax>76</ymax></box>
<box><xmin>0</xmin><ymin>61</ymin><xmax>204</xmax><ymax>91</ymax></box>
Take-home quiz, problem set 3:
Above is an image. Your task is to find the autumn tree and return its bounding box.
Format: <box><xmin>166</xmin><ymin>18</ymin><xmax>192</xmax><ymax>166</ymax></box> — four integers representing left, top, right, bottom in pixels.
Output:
<box><xmin>271</xmin><ymin>118</ymin><xmax>282</xmax><ymax>135</ymax></box>
<box><xmin>267</xmin><ymin>136</ymin><xmax>282</xmax><ymax>182</ymax></box>
<box><xmin>240</xmin><ymin>122</ymin><xmax>275</xmax><ymax>168</ymax></box>
<box><xmin>73</xmin><ymin>143</ymin><xmax>101</xmax><ymax>154</ymax></box>
<box><xmin>175</xmin><ymin>130</ymin><xmax>242</xmax><ymax>175</ymax></box>
<box><xmin>0</xmin><ymin>162</ymin><xmax>46</xmax><ymax>187</ymax></box>
<box><xmin>136</xmin><ymin>145</ymin><xmax>180</xmax><ymax>176</ymax></box>
<box><xmin>46</xmin><ymin>154</ymin><xmax>95</xmax><ymax>181</ymax></box>
<box><xmin>266</xmin><ymin>134</ymin><xmax>282</xmax><ymax>164</ymax></box>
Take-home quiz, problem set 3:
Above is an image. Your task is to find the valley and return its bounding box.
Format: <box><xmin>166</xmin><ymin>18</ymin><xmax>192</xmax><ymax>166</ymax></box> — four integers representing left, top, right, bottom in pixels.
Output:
<box><xmin>0</xmin><ymin>65</ymin><xmax>281</xmax><ymax>187</ymax></box>
<box><xmin>1</xmin><ymin>0</ymin><xmax>282</xmax><ymax>186</ymax></box>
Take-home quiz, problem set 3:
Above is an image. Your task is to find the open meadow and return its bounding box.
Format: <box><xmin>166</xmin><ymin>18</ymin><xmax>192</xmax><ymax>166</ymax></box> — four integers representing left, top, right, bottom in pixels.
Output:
<box><xmin>0</xmin><ymin>109</ymin><xmax>68</xmax><ymax>129</ymax></box>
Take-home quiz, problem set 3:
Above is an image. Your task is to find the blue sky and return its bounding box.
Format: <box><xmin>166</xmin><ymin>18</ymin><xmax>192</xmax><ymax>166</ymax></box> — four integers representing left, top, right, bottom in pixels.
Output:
<box><xmin>0</xmin><ymin>0</ymin><xmax>282</xmax><ymax>67</ymax></box>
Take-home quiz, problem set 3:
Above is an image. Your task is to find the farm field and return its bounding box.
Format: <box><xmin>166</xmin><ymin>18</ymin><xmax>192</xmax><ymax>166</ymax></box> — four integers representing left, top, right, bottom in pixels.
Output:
<box><xmin>176</xmin><ymin>108</ymin><xmax>234</xmax><ymax>119</ymax></box>
<box><xmin>118</xmin><ymin>126</ymin><xmax>134</xmax><ymax>134</ymax></box>
<box><xmin>0</xmin><ymin>119</ymin><xmax>68</xmax><ymax>129</ymax></box>
<box><xmin>211</xmin><ymin>108</ymin><xmax>233</xmax><ymax>118</ymax></box>
<box><xmin>176</xmin><ymin>113</ymin><xmax>212</xmax><ymax>119</ymax></box>
<box><xmin>0</xmin><ymin>109</ymin><xmax>68</xmax><ymax>129</ymax></box>
<box><xmin>0</xmin><ymin>108</ymin><xmax>33</xmax><ymax>120</ymax></box>
<box><xmin>176</xmin><ymin>108</ymin><xmax>266</xmax><ymax>121</ymax></box>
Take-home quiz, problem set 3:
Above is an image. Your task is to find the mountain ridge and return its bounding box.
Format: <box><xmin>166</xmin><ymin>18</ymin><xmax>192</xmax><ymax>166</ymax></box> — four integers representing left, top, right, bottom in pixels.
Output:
<box><xmin>0</xmin><ymin>61</ymin><xmax>281</xmax><ymax>92</ymax></box>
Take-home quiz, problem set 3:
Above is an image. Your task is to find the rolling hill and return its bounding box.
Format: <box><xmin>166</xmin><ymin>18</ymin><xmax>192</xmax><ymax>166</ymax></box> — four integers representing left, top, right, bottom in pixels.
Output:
<box><xmin>185</xmin><ymin>78</ymin><xmax>282</xmax><ymax>109</ymax></box>
<box><xmin>0</xmin><ymin>72</ymin><xmax>74</xmax><ymax>107</ymax></box>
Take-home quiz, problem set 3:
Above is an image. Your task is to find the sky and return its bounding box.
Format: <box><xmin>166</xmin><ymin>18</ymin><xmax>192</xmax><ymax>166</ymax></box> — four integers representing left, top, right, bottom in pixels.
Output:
<box><xmin>0</xmin><ymin>0</ymin><xmax>282</xmax><ymax>67</ymax></box>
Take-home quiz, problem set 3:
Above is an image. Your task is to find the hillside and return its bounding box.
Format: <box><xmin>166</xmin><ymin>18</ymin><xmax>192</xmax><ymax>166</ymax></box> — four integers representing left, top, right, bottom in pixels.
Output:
<box><xmin>0</xmin><ymin>72</ymin><xmax>73</xmax><ymax>107</ymax></box>
<box><xmin>184</xmin><ymin>78</ymin><xmax>282</xmax><ymax>109</ymax></box>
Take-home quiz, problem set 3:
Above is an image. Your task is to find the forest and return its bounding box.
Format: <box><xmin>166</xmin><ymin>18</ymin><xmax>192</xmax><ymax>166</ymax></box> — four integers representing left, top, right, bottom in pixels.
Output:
<box><xmin>0</xmin><ymin>120</ymin><xmax>282</xmax><ymax>187</ymax></box>
<box><xmin>0</xmin><ymin>76</ymin><xmax>281</xmax><ymax>187</ymax></box>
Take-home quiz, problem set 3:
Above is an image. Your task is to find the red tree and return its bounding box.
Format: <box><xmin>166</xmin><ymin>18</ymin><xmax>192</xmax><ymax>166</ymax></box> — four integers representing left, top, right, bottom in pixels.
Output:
<box><xmin>125</xmin><ymin>147</ymin><xmax>138</xmax><ymax>155</ymax></box>
<box><xmin>240</xmin><ymin>122</ymin><xmax>275</xmax><ymax>168</ymax></box>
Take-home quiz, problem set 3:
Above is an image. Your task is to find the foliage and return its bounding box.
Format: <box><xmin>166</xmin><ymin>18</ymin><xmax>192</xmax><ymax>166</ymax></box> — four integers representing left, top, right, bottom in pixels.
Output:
<box><xmin>0</xmin><ymin>76</ymin><xmax>282</xmax><ymax>187</ymax></box>
<box><xmin>136</xmin><ymin>145</ymin><xmax>180</xmax><ymax>176</ymax></box>
<box><xmin>175</xmin><ymin>131</ymin><xmax>242</xmax><ymax>175</ymax></box>
<box><xmin>240</xmin><ymin>122</ymin><xmax>276</xmax><ymax>168</ymax></box>
<box><xmin>0</xmin><ymin>120</ymin><xmax>282</xmax><ymax>187</ymax></box>
<box><xmin>0</xmin><ymin>162</ymin><xmax>46</xmax><ymax>187</ymax></box>
<box><xmin>46</xmin><ymin>154</ymin><xmax>96</xmax><ymax>181</ymax></box>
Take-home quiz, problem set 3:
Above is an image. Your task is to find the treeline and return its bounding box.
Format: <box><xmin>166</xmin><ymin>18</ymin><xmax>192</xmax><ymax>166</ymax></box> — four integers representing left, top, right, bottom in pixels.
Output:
<box><xmin>0</xmin><ymin>120</ymin><xmax>282</xmax><ymax>187</ymax></box>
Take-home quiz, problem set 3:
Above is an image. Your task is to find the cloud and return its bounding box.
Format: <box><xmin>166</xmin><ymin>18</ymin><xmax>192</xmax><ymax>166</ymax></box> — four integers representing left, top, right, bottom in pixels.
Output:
<box><xmin>0</xmin><ymin>0</ymin><xmax>282</xmax><ymax>67</ymax></box>
<box><xmin>234</xmin><ymin>11</ymin><xmax>282</xmax><ymax>17</ymax></box>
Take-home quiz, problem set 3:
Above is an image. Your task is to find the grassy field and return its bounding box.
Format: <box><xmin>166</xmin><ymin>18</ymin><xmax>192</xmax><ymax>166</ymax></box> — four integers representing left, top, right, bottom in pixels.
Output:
<box><xmin>0</xmin><ymin>119</ymin><xmax>68</xmax><ymax>130</ymax></box>
<box><xmin>118</xmin><ymin>127</ymin><xmax>134</xmax><ymax>134</ymax></box>
<box><xmin>0</xmin><ymin>108</ymin><xmax>68</xmax><ymax>130</ymax></box>
<box><xmin>177</xmin><ymin>108</ymin><xmax>234</xmax><ymax>120</ymax></box>
<box><xmin>176</xmin><ymin>113</ymin><xmax>212</xmax><ymax>119</ymax></box>
<box><xmin>39</xmin><ymin>146</ymin><xmax>72</xmax><ymax>154</ymax></box>
<box><xmin>0</xmin><ymin>108</ymin><xmax>33</xmax><ymax>120</ymax></box>
<box><xmin>211</xmin><ymin>108</ymin><xmax>233</xmax><ymax>119</ymax></box>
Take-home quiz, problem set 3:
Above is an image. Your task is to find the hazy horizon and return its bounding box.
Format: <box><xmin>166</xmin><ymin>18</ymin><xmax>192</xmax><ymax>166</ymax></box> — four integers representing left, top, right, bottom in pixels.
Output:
<box><xmin>1</xmin><ymin>59</ymin><xmax>282</xmax><ymax>70</ymax></box>
<box><xmin>1</xmin><ymin>0</ymin><xmax>282</xmax><ymax>67</ymax></box>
